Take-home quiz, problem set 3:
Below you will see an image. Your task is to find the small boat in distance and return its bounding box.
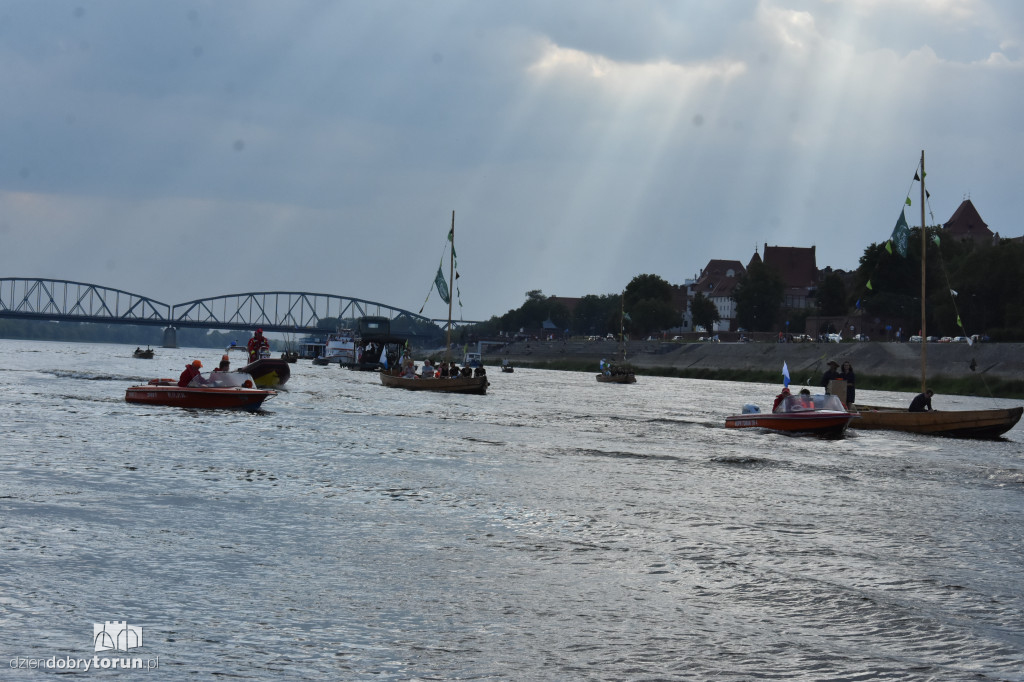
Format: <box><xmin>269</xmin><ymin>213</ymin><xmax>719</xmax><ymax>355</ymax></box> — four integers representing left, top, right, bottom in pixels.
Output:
<box><xmin>501</xmin><ymin>358</ymin><xmax>514</xmax><ymax>373</ymax></box>
<box><xmin>133</xmin><ymin>346</ymin><xmax>154</xmax><ymax>359</ymax></box>
<box><xmin>125</xmin><ymin>372</ymin><xmax>276</xmax><ymax>411</ymax></box>
<box><xmin>596</xmin><ymin>362</ymin><xmax>636</xmax><ymax>384</ymax></box>
<box><xmin>597</xmin><ymin>294</ymin><xmax>636</xmax><ymax>384</ymax></box>
<box><xmin>725</xmin><ymin>393</ymin><xmax>856</xmax><ymax>437</ymax></box>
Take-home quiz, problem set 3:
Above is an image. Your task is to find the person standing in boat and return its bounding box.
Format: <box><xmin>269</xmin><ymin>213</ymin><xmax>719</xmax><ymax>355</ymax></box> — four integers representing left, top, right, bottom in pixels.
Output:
<box><xmin>839</xmin><ymin>361</ymin><xmax>856</xmax><ymax>406</ymax></box>
<box><xmin>178</xmin><ymin>359</ymin><xmax>205</xmax><ymax>387</ymax></box>
<box><xmin>909</xmin><ymin>389</ymin><xmax>934</xmax><ymax>412</ymax></box>
<box><xmin>821</xmin><ymin>360</ymin><xmax>841</xmax><ymax>392</ymax></box>
<box><xmin>247</xmin><ymin>328</ymin><xmax>270</xmax><ymax>362</ymax></box>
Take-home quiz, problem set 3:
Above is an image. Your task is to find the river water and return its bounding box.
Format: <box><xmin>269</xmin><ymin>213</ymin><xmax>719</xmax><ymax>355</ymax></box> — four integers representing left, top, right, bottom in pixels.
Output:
<box><xmin>2</xmin><ymin>339</ymin><xmax>1023</xmax><ymax>680</ymax></box>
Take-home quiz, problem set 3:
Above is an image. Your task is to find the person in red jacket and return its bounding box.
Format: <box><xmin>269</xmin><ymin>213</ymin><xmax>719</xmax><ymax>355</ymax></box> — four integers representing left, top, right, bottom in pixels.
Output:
<box><xmin>247</xmin><ymin>328</ymin><xmax>270</xmax><ymax>362</ymax></box>
<box><xmin>178</xmin><ymin>359</ymin><xmax>204</xmax><ymax>387</ymax></box>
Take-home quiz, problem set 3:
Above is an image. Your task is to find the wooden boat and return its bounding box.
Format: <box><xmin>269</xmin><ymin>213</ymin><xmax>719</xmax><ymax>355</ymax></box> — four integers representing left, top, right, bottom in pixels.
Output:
<box><xmin>125</xmin><ymin>373</ymin><xmax>276</xmax><ymax>411</ymax></box>
<box><xmin>847</xmin><ymin>151</ymin><xmax>1023</xmax><ymax>440</ymax></box>
<box><xmin>596</xmin><ymin>368</ymin><xmax>636</xmax><ymax>384</ymax></box>
<box><xmin>381</xmin><ymin>211</ymin><xmax>489</xmax><ymax>395</ymax></box>
<box><xmin>380</xmin><ymin>370</ymin><xmax>488</xmax><ymax>394</ymax></box>
<box><xmin>853</xmin><ymin>404</ymin><xmax>1022</xmax><ymax>439</ymax></box>
<box><xmin>725</xmin><ymin>394</ymin><xmax>855</xmax><ymax>437</ymax></box>
<box><xmin>132</xmin><ymin>347</ymin><xmax>154</xmax><ymax>359</ymax></box>
<box><xmin>598</xmin><ymin>295</ymin><xmax>636</xmax><ymax>384</ymax></box>
<box><xmin>239</xmin><ymin>354</ymin><xmax>291</xmax><ymax>388</ymax></box>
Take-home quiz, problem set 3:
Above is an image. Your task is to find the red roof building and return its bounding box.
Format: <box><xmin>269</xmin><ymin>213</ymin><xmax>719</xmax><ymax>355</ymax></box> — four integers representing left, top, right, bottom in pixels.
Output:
<box><xmin>943</xmin><ymin>199</ymin><xmax>996</xmax><ymax>245</ymax></box>
<box><xmin>757</xmin><ymin>244</ymin><xmax>818</xmax><ymax>310</ymax></box>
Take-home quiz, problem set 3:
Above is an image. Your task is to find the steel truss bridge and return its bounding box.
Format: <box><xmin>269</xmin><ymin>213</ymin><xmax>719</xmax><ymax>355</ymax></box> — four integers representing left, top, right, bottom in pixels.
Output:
<box><xmin>0</xmin><ymin>278</ymin><xmax>479</xmax><ymax>336</ymax></box>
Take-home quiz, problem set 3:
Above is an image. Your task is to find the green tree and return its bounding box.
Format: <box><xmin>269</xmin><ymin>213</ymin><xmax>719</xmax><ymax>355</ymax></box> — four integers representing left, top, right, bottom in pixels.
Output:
<box><xmin>733</xmin><ymin>261</ymin><xmax>784</xmax><ymax>331</ymax></box>
<box><xmin>622</xmin><ymin>274</ymin><xmax>682</xmax><ymax>337</ymax></box>
<box><xmin>572</xmin><ymin>294</ymin><xmax>619</xmax><ymax>335</ymax></box>
<box><xmin>689</xmin><ymin>292</ymin><xmax>720</xmax><ymax>334</ymax></box>
<box><xmin>816</xmin><ymin>272</ymin><xmax>849</xmax><ymax>316</ymax></box>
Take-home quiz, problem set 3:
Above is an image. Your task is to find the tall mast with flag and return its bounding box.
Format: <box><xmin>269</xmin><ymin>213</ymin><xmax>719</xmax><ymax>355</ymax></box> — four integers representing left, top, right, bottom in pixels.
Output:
<box><xmin>446</xmin><ymin>210</ymin><xmax>455</xmax><ymax>362</ymax></box>
<box><xmin>919</xmin><ymin>151</ymin><xmax>927</xmax><ymax>393</ymax></box>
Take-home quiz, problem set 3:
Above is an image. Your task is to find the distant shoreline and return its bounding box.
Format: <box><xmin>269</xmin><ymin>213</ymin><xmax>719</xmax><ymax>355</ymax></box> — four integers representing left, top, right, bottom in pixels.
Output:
<box><xmin>494</xmin><ymin>339</ymin><xmax>1024</xmax><ymax>399</ymax></box>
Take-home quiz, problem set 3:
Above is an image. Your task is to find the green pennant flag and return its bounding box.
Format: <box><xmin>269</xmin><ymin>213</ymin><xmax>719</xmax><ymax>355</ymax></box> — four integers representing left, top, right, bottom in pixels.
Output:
<box><xmin>905</xmin><ymin>197</ymin><xmax>912</xmax><ymax>206</ymax></box>
<box><xmin>889</xmin><ymin>209</ymin><xmax>910</xmax><ymax>257</ymax></box>
<box><xmin>885</xmin><ymin>241</ymin><xmax>893</xmax><ymax>255</ymax></box>
<box><xmin>866</xmin><ymin>280</ymin><xmax>873</xmax><ymax>290</ymax></box>
<box><xmin>932</xmin><ymin>233</ymin><xmax>941</xmax><ymax>246</ymax></box>
<box><xmin>957</xmin><ymin>315</ymin><xmax>964</xmax><ymax>329</ymax></box>
<box><xmin>434</xmin><ymin>265</ymin><xmax>450</xmax><ymax>304</ymax></box>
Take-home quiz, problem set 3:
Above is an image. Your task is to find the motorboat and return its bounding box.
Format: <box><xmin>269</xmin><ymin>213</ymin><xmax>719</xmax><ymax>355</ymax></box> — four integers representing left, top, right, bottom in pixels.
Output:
<box><xmin>132</xmin><ymin>347</ymin><xmax>154</xmax><ymax>359</ymax></box>
<box><xmin>125</xmin><ymin>372</ymin><xmax>276</xmax><ymax>411</ymax></box>
<box><xmin>239</xmin><ymin>350</ymin><xmax>291</xmax><ymax>388</ymax></box>
<box><xmin>725</xmin><ymin>393</ymin><xmax>856</xmax><ymax>437</ymax></box>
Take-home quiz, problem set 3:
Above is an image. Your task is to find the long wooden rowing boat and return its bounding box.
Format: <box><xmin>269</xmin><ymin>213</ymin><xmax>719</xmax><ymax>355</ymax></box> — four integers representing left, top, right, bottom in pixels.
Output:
<box><xmin>851</xmin><ymin>405</ymin><xmax>1022</xmax><ymax>440</ymax></box>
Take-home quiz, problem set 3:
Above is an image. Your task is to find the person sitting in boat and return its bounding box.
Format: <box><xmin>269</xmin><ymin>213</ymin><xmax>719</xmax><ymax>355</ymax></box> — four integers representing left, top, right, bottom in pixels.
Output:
<box><xmin>212</xmin><ymin>355</ymin><xmax>231</xmax><ymax>373</ymax></box>
<box><xmin>798</xmin><ymin>388</ymin><xmax>814</xmax><ymax>408</ymax></box>
<box><xmin>460</xmin><ymin>365</ymin><xmax>472</xmax><ymax>378</ymax></box>
<box><xmin>420</xmin><ymin>358</ymin><xmax>436</xmax><ymax>378</ymax></box>
<box><xmin>772</xmin><ymin>387</ymin><xmax>791</xmax><ymax>413</ymax></box>
<box><xmin>474</xmin><ymin>366</ymin><xmax>487</xmax><ymax>378</ymax></box>
<box><xmin>178</xmin><ymin>359</ymin><xmax>206</xmax><ymax>387</ymax></box>
<box><xmin>909</xmin><ymin>389</ymin><xmax>934</xmax><ymax>412</ymax></box>
<box><xmin>247</xmin><ymin>328</ymin><xmax>270</xmax><ymax>362</ymax></box>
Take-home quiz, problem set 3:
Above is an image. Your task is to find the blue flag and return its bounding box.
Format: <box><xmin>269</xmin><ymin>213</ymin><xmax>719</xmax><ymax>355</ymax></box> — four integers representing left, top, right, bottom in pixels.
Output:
<box><xmin>782</xmin><ymin>362</ymin><xmax>790</xmax><ymax>388</ymax></box>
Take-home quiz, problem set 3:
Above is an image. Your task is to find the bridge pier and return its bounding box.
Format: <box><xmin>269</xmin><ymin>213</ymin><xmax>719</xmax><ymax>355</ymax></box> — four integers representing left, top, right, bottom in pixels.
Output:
<box><xmin>162</xmin><ymin>327</ymin><xmax>178</xmax><ymax>348</ymax></box>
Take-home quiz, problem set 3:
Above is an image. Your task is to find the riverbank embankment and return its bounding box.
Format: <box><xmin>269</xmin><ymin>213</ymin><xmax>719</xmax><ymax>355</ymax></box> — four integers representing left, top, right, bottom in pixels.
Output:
<box><xmin>494</xmin><ymin>339</ymin><xmax>1024</xmax><ymax>398</ymax></box>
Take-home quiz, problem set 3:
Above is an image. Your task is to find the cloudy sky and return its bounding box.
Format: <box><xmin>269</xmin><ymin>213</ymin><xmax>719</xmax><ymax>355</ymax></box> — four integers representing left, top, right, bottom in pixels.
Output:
<box><xmin>2</xmin><ymin>0</ymin><xmax>1022</xmax><ymax>321</ymax></box>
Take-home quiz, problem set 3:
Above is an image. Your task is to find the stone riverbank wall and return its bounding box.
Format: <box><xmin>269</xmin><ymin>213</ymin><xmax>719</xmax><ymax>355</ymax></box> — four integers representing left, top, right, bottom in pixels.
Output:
<box><xmin>495</xmin><ymin>339</ymin><xmax>1024</xmax><ymax>383</ymax></box>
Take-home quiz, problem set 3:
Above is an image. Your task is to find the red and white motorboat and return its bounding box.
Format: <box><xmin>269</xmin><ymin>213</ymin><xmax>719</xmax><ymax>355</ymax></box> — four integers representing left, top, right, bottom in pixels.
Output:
<box><xmin>725</xmin><ymin>393</ymin><xmax>856</xmax><ymax>437</ymax></box>
<box><xmin>125</xmin><ymin>372</ymin><xmax>276</xmax><ymax>411</ymax></box>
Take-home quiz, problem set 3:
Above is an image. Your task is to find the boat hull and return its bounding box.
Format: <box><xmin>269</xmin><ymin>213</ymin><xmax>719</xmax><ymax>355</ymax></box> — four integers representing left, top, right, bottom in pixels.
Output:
<box><xmin>851</xmin><ymin>405</ymin><xmax>1022</xmax><ymax>439</ymax></box>
<box><xmin>239</xmin><ymin>358</ymin><xmax>291</xmax><ymax>388</ymax></box>
<box><xmin>125</xmin><ymin>385</ymin><xmax>275</xmax><ymax>411</ymax></box>
<box><xmin>725</xmin><ymin>411</ymin><xmax>854</xmax><ymax>436</ymax></box>
<box><xmin>596</xmin><ymin>373</ymin><xmax>636</xmax><ymax>384</ymax></box>
<box><xmin>380</xmin><ymin>372</ymin><xmax>488</xmax><ymax>394</ymax></box>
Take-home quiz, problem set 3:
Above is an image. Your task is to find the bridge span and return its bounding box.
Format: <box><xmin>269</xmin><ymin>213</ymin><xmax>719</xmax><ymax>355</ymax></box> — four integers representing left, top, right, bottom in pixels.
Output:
<box><xmin>0</xmin><ymin>278</ymin><xmax>478</xmax><ymax>344</ymax></box>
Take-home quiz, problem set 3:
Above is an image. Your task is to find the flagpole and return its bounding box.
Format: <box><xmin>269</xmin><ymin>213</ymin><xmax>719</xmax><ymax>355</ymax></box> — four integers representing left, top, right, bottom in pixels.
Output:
<box><xmin>446</xmin><ymin>210</ymin><xmax>454</xmax><ymax>363</ymax></box>
<box><xmin>920</xmin><ymin>150</ymin><xmax>927</xmax><ymax>393</ymax></box>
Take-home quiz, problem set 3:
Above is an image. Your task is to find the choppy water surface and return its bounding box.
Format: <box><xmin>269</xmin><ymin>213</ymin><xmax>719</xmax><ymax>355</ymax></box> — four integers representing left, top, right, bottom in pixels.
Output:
<box><xmin>2</xmin><ymin>339</ymin><xmax>1023</xmax><ymax>680</ymax></box>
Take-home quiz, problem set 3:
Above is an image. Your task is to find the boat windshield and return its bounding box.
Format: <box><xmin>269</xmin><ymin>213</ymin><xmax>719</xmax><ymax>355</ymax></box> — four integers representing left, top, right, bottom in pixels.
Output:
<box><xmin>190</xmin><ymin>371</ymin><xmax>257</xmax><ymax>388</ymax></box>
<box><xmin>777</xmin><ymin>394</ymin><xmax>846</xmax><ymax>413</ymax></box>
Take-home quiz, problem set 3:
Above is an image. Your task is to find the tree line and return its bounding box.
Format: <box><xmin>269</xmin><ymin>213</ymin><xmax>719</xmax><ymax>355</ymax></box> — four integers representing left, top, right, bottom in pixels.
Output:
<box><xmin>465</xmin><ymin>229</ymin><xmax>1024</xmax><ymax>341</ymax></box>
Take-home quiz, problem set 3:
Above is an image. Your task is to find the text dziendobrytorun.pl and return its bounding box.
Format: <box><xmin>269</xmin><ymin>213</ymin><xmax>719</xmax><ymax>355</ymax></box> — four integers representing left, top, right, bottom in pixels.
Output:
<box><xmin>11</xmin><ymin>656</ymin><xmax>159</xmax><ymax>671</ymax></box>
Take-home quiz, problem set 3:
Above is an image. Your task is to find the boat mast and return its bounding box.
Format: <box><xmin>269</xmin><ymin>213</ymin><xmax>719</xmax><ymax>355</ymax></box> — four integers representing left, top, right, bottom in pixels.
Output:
<box><xmin>619</xmin><ymin>294</ymin><xmax>625</xmax><ymax>361</ymax></box>
<box><xmin>920</xmin><ymin>150</ymin><xmax>927</xmax><ymax>393</ymax></box>
<box><xmin>446</xmin><ymin>210</ymin><xmax>454</xmax><ymax>362</ymax></box>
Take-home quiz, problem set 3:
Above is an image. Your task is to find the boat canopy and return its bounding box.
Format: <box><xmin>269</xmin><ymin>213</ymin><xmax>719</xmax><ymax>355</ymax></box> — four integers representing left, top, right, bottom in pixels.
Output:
<box><xmin>776</xmin><ymin>394</ymin><xmax>846</xmax><ymax>414</ymax></box>
<box><xmin>191</xmin><ymin>372</ymin><xmax>257</xmax><ymax>388</ymax></box>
